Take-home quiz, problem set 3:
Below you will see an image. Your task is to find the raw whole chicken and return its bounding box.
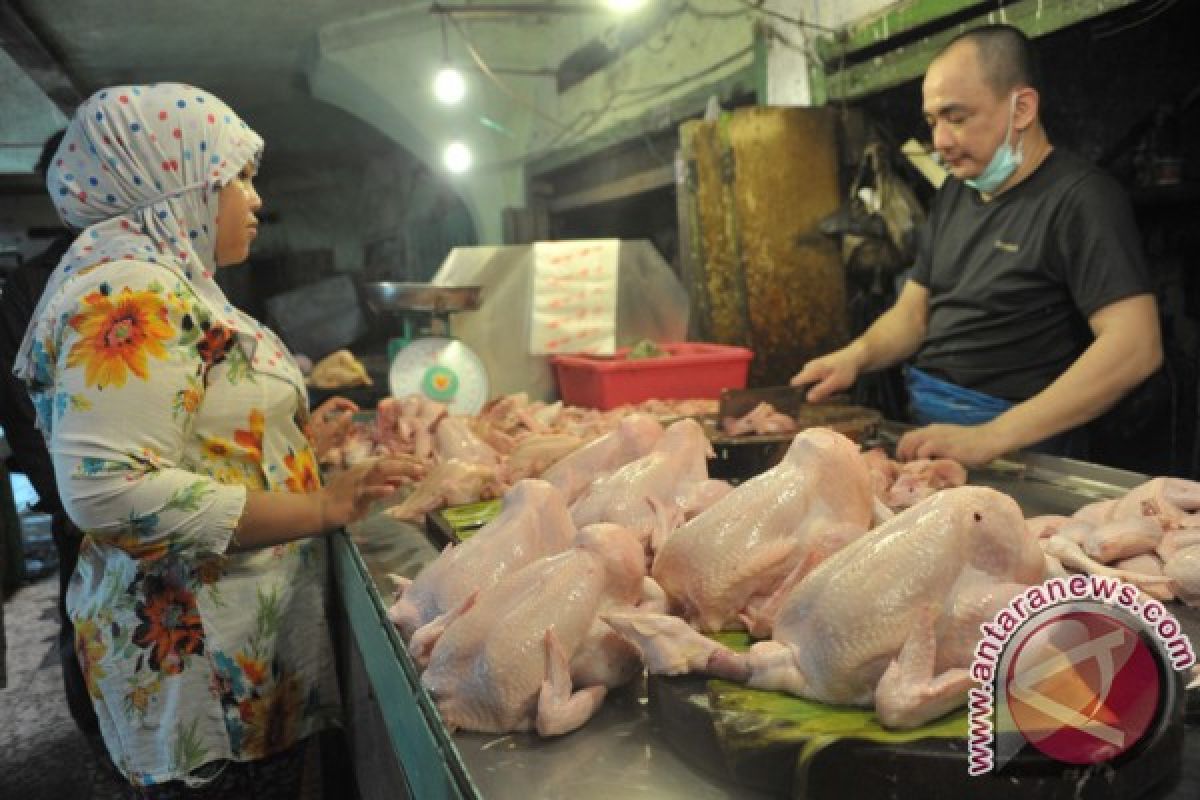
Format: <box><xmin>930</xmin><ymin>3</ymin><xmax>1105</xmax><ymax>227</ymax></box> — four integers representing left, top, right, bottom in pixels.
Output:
<box><xmin>433</xmin><ymin>416</ymin><xmax>501</xmax><ymax>468</ymax></box>
<box><xmin>651</xmin><ymin>427</ymin><xmax>875</xmax><ymax>634</ymax></box>
<box><xmin>569</xmin><ymin>418</ymin><xmax>721</xmax><ymax>554</ymax></box>
<box><xmin>419</xmin><ymin>524</ymin><xmax>648</xmax><ymax>735</ymax></box>
<box><xmin>505</xmin><ymin>433</ymin><xmax>587</xmax><ymax>482</ymax></box>
<box><xmin>606</xmin><ymin>486</ymin><xmax>1046</xmax><ymax>729</ymax></box>
<box><xmin>388</xmin><ymin>479</ymin><xmax>576</xmax><ymax>639</ymax></box>
<box><xmin>541</xmin><ymin>413</ymin><xmax>664</xmax><ymax>504</ymax></box>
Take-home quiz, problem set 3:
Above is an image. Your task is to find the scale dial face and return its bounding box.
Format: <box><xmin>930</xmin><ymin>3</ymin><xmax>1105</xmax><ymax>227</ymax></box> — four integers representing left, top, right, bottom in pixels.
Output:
<box><xmin>388</xmin><ymin>336</ymin><xmax>489</xmax><ymax>414</ymax></box>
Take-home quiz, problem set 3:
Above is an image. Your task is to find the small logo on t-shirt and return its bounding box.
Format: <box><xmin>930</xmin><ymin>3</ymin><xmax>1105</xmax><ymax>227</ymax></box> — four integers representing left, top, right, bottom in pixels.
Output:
<box><xmin>994</xmin><ymin>240</ymin><xmax>1020</xmax><ymax>253</ymax></box>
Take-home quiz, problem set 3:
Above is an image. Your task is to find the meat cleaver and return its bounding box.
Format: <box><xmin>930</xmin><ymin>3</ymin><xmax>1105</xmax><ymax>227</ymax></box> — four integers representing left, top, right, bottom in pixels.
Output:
<box><xmin>717</xmin><ymin>385</ymin><xmax>849</xmax><ymax>421</ymax></box>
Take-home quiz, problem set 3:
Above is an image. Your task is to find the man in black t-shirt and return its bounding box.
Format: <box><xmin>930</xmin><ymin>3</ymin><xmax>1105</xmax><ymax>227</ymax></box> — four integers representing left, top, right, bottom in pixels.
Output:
<box><xmin>792</xmin><ymin>25</ymin><xmax>1161</xmax><ymax>467</ymax></box>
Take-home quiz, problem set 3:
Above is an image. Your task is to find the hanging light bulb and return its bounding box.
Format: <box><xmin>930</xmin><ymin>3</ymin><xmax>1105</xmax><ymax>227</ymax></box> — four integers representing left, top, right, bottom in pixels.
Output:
<box><xmin>433</xmin><ymin>18</ymin><xmax>466</xmax><ymax>106</ymax></box>
<box><xmin>443</xmin><ymin>141</ymin><xmax>472</xmax><ymax>174</ymax></box>
<box><xmin>605</xmin><ymin>0</ymin><xmax>646</xmax><ymax>12</ymax></box>
<box><xmin>433</xmin><ymin>66</ymin><xmax>467</xmax><ymax>106</ymax></box>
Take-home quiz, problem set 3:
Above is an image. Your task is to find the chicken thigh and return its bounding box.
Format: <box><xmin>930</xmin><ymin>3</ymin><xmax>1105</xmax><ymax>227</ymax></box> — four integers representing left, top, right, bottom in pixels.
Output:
<box><xmin>607</xmin><ymin>486</ymin><xmax>1046</xmax><ymax>729</ymax></box>
<box><xmin>419</xmin><ymin>524</ymin><xmax>647</xmax><ymax>735</ymax></box>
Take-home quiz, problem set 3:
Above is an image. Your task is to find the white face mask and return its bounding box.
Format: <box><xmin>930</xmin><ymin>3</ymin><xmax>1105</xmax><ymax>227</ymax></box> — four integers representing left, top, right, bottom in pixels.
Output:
<box><xmin>966</xmin><ymin>93</ymin><xmax>1024</xmax><ymax>193</ymax></box>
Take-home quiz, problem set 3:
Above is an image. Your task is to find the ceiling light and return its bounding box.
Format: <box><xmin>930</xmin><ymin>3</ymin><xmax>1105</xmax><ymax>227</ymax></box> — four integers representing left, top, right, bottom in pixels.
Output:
<box><xmin>433</xmin><ymin>66</ymin><xmax>467</xmax><ymax>106</ymax></box>
<box><xmin>443</xmin><ymin>141</ymin><xmax>472</xmax><ymax>174</ymax></box>
<box><xmin>605</xmin><ymin>0</ymin><xmax>646</xmax><ymax>12</ymax></box>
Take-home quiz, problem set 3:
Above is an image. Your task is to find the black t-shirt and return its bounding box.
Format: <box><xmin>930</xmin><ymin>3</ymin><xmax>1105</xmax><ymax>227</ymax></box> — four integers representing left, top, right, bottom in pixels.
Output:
<box><xmin>910</xmin><ymin>149</ymin><xmax>1151</xmax><ymax>401</ymax></box>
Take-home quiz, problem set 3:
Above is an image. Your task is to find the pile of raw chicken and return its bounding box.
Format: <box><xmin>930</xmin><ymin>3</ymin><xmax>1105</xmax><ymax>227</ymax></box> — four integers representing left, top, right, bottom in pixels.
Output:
<box><xmin>327</xmin><ymin>393</ymin><xmax>1200</xmax><ymax>738</ymax></box>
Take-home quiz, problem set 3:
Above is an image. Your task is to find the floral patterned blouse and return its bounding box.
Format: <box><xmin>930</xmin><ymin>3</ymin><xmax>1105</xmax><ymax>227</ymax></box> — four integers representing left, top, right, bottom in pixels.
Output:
<box><xmin>28</xmin><ymin>259</ymin><xmax>338</xmax><ymax>787</ymax></box>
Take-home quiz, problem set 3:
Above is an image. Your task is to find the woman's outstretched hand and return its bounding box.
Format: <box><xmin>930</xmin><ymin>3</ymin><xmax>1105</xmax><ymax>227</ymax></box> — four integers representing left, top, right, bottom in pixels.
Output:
<box><xmin>306</xmin><ymin>396</ymin><xmax>359</xmax><ymax>459</ymax></box>
<box><xmin>319</xmin><ymin>457</ymin><xmax>417</xmax><ymax>529</ymax></box>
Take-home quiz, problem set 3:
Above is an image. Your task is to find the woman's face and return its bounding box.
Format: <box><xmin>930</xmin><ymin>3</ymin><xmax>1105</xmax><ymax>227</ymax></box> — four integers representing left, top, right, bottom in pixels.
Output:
<box><xmin>214</xmin><ymin>164</ymin><xmax>262</xmax><ymax>267</ymax></box>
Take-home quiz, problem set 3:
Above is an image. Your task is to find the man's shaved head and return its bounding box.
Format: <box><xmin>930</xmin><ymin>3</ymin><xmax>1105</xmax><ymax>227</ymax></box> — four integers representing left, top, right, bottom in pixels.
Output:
<box><xmin>936</xmin><ymin>24</ymin><xmax>1041</xmax><ymax>98</ymax></box>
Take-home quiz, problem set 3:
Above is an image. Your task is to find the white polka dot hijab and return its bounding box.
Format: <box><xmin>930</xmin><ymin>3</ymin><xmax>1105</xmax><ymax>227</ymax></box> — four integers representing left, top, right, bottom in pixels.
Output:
<box><xmin>15</xmin><ymin>83</ymin><xmax>306</xmax><ymax>405</ymax></box>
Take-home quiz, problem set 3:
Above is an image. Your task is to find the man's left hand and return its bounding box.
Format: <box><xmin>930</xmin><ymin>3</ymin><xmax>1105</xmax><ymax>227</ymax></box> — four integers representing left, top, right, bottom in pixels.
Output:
<box><xmin>895</xmin><ymin>423</ymin><xmax>1006</xmax><ymax>467</ymax></box>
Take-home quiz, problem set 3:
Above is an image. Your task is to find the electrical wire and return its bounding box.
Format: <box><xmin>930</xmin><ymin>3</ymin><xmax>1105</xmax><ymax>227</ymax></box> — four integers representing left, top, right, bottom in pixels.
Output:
<box><xmin>445</xmin><ymin>13</ymin><xmax>570</xmax><ymax>130</ymax></box>
<box><xmin>731</xmin><ymin>0</ymin><xmax>838</xmax><ymax>33</ymax></box>
<box><xmin>445</xmin><ymin>0</ymin><xmax>836</xmax><ymax>154</ymax></box>
<box><xmin>1092</xmin><ymin>0</ymin><xmax>1177</xmax><ymax>39</ymax></box>
<box><xmin>533</xmin><ymin>44</ymin><xmax>754</xmax><ymax>153</ymax></box>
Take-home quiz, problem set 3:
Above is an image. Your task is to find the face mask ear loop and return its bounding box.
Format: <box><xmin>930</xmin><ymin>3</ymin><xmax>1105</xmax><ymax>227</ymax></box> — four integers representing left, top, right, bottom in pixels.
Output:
<box><xmin>1006</xmin><ymin>92</ymin><xmax>1025</xmax><ymax>161</ymax></box>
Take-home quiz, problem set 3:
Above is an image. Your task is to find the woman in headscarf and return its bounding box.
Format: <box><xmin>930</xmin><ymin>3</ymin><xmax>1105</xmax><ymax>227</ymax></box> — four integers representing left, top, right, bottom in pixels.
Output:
<box><xmin>15</xmin><ymin>83</ymin><xmax>410</xmax><ymax>797</ymax></box>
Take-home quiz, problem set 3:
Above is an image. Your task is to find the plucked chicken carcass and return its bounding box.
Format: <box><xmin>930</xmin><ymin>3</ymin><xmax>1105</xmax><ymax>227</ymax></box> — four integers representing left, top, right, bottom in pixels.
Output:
<box><xmin>606</xmin><ymin>486</ymin><xmax>1046</xmax><ymax>729</ymax></box>
<box><xmin>541</xmin><ymin>413</ymin><xmax>664</xmax><ymax>504</ymax></box>
<box><xmin>651</xmin><ymin>427</ymin><xmax>875</xmax><ymax>635</ymax></box>
<box><xmin>505</xmin><ymin>433</ymin><xmax>587</xmax><ymax>482</ymax></box>
<box><xmin>389</xmin><ymin>479</ymin><xmax>576</xmax><ymax>641</ymax></box>
<box><xmin>433</xmin><ymin>416</ymin><xmax>502</xmax><ymax>468</ymax></box>
<box><xmin>308</xmin><ymin>348</ymin><xmax>372</xmax><ymax>388</ymax></box>
<box><xmin>419</xmin><ymin>523</ymin><xmax>648</xmax><ymax>735</ymax></box>
<box><xmin>569</xmin><ymin>418</ymin><xmax>727</xmax><ymax>555</ymax></box>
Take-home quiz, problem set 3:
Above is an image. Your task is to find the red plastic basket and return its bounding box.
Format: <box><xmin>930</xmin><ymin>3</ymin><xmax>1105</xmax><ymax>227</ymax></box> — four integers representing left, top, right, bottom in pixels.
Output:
<box><xmin>551</xmin><ymin>342</ymin><xmax>753</xmax><ymax>410</ymax></box>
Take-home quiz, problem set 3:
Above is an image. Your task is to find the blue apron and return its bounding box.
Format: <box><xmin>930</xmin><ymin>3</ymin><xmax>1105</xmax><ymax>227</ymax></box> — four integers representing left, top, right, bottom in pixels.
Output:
<box><xmin>905</xmin><ymin>366</ymin><xmax>1090</xmax><ymax>459</ymax></box>
<box><xmin>905</xmin><ymin>366</ymin><xmax>1012</xmax><ymax>426</ymax></box>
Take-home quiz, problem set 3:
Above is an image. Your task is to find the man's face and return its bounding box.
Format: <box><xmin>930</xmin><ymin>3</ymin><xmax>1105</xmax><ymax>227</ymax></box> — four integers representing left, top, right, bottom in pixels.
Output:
<box><xmin>922</xmin><ymin>42</ymin><xmax>1013</xmax><ymax>182</ymax></box>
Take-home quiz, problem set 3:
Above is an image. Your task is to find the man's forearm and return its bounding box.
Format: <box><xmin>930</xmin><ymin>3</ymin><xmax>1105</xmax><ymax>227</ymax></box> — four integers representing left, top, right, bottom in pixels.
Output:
<box><xmin>987</xmin><ymin>327</ymin><xmax>1162</xmax><ymax>453</ymax></box>
<box><xmin>854</xmin><ymin>305</ymin><xmax>927</xmax><ymax>373</ymax></box>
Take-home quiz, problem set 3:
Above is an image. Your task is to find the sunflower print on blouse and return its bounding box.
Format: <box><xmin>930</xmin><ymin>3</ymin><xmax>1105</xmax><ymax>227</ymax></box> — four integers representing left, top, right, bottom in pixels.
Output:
<box><xmin>66</xmin><ymin>284</ymin><xmax>174</xmax><ymax>389</ymax></box>
<box><xmin>283</xmin><ymin>445</ymin><xmax>321</xmax><ymax>493</ymax></box>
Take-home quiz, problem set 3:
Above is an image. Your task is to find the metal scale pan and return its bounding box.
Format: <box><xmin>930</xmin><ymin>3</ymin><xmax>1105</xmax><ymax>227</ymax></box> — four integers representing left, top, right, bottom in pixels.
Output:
<box><xmin>363</xmin><ymin>282</ymin><xmax>489</xmax><ymax>414</ymax></box>
<box><xmin>362</xmin><ymin>282</ymin><xmax>483</xmax><ymax>316</ymax></box>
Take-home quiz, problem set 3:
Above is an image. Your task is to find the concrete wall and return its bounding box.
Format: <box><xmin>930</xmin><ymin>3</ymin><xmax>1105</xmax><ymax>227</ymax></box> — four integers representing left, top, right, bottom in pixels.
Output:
<box><xmin>525</xmin><ymin>3</ymin><xmax>757</xmax><ymax>155</ymax></box>
<box><xmin>0</xmin><ymin>48</ymin><xmax>66</xmax><ymax>174</ymax></box>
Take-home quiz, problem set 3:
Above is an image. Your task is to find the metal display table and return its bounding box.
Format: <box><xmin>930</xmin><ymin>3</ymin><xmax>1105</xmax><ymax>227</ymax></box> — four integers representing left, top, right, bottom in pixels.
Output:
<box><xmin>329</xmin><ymin>450</ymin><xmax>1200</xmax><ymax>800</ymax></box>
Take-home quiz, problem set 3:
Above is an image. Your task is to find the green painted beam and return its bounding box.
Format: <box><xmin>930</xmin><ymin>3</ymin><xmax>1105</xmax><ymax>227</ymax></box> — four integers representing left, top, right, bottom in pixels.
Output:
<box><xmin>752</xmin><ymin>23</ymin><xmax>769</xmax><ymax>105</ymax></box>
<box><xmin>816</xmin><ymin>0</ymin><xmax>983</xmax><ymax>63</ymax></box>
<box><xmin>332</xmin><ymin>533</ymin><xmax>475</xmax><ymax>799</ymax></box>
<box><xmin>807</xmin><ymin>56</ymin><xmax>828</xmax><ymax>108</ymax></box>
<box><xmin>527</xmin><ymin>59</ymin><xmax>756</xmax><ymax>178</ymax></box>
<box><xmin>821</xmin><ymin>0</ymin><xmax>1143</xmax><ymax>102</ymax></box>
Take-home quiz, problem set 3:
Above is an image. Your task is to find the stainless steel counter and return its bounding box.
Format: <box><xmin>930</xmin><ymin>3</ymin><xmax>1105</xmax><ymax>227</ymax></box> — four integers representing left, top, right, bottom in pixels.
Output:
<box><xmin>341</xmin><ymin>497</ymin><xmax>761</xmax><ymax>800</ymax></box>
<box><xmin>332</xmin><ymin>449</ymin><xmax>1200</xmax><ymax>800</ymax></box>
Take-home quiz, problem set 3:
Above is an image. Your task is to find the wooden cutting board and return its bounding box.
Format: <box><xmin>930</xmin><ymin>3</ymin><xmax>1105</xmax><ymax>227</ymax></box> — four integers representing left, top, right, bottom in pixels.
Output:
<box><xmin>707</xmin><ymin>405</ymin><xmax>882</xmax><ymax>484</ymax></box>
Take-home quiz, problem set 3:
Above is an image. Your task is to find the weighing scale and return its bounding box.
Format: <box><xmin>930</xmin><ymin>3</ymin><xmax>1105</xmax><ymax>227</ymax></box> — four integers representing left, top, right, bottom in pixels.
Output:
<box><xmin>363</xmin><ymin>282</ymin><xmax>489</xmax><ymax>414</ymax></box>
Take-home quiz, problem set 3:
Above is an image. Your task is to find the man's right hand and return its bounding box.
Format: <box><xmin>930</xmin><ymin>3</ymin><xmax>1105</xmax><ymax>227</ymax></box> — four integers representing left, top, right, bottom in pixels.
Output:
<box><xmin>790</xmin><ymin>345</ymin><xmax>863</xmax><ymax>402</ymax></box>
